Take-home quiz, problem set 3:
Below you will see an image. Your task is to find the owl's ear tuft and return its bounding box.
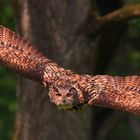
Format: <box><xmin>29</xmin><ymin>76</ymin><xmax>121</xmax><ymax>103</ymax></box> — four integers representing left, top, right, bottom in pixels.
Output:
<box><xmin>69</xmin><ymin>87</ymin><xmax>77</xmax><ymax>94</ymax></box>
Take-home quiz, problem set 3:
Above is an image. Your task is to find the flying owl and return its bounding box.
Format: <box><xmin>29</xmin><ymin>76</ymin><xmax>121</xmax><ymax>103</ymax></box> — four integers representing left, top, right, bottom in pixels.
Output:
<box><xmin>0</xmin><ymin>25</ymin><xmax>140</xmax><ymax>114</ymax></box>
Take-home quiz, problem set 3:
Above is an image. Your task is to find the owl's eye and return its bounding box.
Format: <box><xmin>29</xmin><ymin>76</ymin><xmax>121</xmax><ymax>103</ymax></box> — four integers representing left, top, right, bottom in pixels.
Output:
<box><xmin>56</xmin><ymin>93</ymin><xmax>61</xmax><ymax>96</ymax></box>
<box><xmin>66</xmin><ymin>87</ymin><xmax>77</xmax><ymax>97</ymax></box>
<box><xmin>54</xmin><ymin>87</ymin><xmax>58</xmax><ymax>92</ymax></box>
<box><xmin>66</xmin><ymin>92</ymin><xmax>73</xmax><ymax>97</ymax></box>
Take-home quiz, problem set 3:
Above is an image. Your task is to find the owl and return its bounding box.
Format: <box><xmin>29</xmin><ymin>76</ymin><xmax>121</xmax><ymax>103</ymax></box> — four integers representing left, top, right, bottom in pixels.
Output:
<box><xmin>1</xmin><ymin>25</ymin><xmax>140</xmax><ymax>114</ymax></box>
<box><xmin>48</xmin><ymin>80</ymin><xmax>83</xmax><ymax>110</ymax></box>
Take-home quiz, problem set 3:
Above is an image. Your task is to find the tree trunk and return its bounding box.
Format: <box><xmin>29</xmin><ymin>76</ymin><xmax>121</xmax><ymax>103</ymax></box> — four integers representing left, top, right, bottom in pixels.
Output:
<box><xmin>13</xmin><ymin>0</ymin><xmax>94</xmax><ymax>140</ymax></box>
<box><xmin>12</xmin><ymin>0</ymin><xmax>127</xmax><ymax>140</ymax></box>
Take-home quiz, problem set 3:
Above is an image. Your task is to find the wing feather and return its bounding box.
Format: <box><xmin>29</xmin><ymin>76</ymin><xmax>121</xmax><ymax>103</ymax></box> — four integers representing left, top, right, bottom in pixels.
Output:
<box><xmin>94</xmin><ymin>75</ymin><xmax>140</xmax><ymax>91</ymax></box>
<box><xmin>0</xmin><ymin>25</ymin><xmax>73</xmax><ymax>86</ymax></box>
<box><xmin>87</xmin><ymin>75</ymin><xmax>140</xmax><ymax>114</ymax></box>
<box><xmin>0</xmin><ymin>25</ymin><xmax>50</xmax><ymax>83</ymax></box>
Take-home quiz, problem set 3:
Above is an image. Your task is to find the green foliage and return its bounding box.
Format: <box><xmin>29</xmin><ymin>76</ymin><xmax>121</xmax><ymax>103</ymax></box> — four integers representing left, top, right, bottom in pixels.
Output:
<box><xmin>0</xmin><ymin>1</ymin><xmax>16</xmax><ymax>140</ymax></box>
<box><xmin>0</xmin><ymin>67</ymin><xmax>16</xmax><ymax>140</ymax></box>
<box><xmin>108</xmin><ymin>120</ymin><xmax>137</xmax><ymax>140</ymax></box>
<box><xmin>0</xmin><ymin>0</ymin><xmax>14</xmax><ymax>29</ymax></box>
<box><xmin>108</xmin><ymin>17</ymin><xmax>140</xmax><ymax>76</ymax></box>
<box><xmin>123</xmin><ymin>0</ymin><xmax>140</xmax><ymax>5</ymax></box>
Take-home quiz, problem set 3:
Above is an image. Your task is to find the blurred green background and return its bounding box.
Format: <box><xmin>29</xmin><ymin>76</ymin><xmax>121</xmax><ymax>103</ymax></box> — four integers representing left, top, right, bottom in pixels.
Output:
<box><xmin>0</xmin><ymin>0</ymin><xmax>16</xmax><ymax>140</ymax></box>
<box><xmin>0</xmin><ymin>0</ymin><xmax>140</xmax><ymax>140</ymax></box>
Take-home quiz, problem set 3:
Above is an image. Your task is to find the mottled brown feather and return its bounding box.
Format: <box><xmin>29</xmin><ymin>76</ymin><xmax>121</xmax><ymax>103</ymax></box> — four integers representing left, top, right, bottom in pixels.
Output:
<box><xmin>0</xmin><ymin>25</ymin><xmax>73</xmax><ymax>85</ymax></box>
<box><xmin>81</xmin><ymin>75</ymin><xmax>140</xmax><ymax>114</ymax></box>
<box><xmin>0</xmin><ymin>26</ymin><xmax>48</xmax><ymax>81</ymax></box>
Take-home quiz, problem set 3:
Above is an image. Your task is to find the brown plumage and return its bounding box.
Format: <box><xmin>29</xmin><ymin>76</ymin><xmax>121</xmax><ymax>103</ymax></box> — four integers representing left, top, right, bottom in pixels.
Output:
<box><xmin>80</xmin><ymin>75</ymin><xmax>140</xmax><ymax>114</ymax></box>
<box><xmin>0</xmin><ymin>25</ymin><xmax>73</xmax><ymax>85</ymax></box>
<box><xmin>0</xmin><ymin>25</ymin><xmax>140</xmax><ymax>114</ymax></box>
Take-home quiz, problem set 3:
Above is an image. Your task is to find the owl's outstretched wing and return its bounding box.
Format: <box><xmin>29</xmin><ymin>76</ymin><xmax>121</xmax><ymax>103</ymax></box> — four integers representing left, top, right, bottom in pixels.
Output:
<box><xmin>94</xmin><ymin>75</ymin><xmax>140</xmax><ymax>92</ymax></box>
<box><xmin>0</xmin><ymin>25</ymin><xmax>71</xmax><ymax>86</ymax></box>
<box><xmin>85</xmin><ymin>75</ymin><xmax>140</xmax><ymax>114</ymax></box>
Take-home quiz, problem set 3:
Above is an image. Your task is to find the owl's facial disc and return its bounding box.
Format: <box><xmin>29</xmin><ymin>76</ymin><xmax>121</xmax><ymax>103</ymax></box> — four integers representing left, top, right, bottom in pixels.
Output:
<box><xmin>48</xmin><ymin>84</ymin><xmax>80</xmax><ymax>110</ymax></box>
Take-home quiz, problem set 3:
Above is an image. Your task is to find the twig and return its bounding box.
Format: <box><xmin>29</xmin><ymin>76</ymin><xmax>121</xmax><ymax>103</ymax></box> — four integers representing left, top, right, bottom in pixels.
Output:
<box><xmin>79</xmin><ymin>4</ymin><xmax>140</xmax><ymax>36</ymax></box>
<box><xmin>99</xmin><ymin>4</ymin><xmax>140</xmax><ymax>24</ymax></box>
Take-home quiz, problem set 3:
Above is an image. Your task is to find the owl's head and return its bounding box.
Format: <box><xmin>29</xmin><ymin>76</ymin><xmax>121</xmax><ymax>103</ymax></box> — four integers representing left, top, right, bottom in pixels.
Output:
<box><xmin>48</xmin><ymin>79</ymin><xmax>84</xmax><ymax>110</ymax></box>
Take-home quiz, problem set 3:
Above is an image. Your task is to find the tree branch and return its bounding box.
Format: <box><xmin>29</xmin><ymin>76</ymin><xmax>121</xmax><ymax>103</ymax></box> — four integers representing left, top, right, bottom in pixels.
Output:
<box><xmin>99</xmin><ymin>4</ymin><xmax>140</xmax><ymax>24</ymax></box>
<box><xmin>79</xmin><ymin>4</ymin><xmax>140</xmax><ymax>36</ymax></box>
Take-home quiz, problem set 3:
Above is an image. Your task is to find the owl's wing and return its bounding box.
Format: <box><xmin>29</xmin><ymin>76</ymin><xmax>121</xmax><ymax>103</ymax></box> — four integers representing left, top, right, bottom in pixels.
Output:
<box><xmin>0</xmin><ymin>25</ymin><xmax>70</xmax><ymax>86</ymax></box>
<box><xmin>88</xmin><ymin>75</ymin><xmax>140</xmax><ymax>114</ymax></box>
<box><xmin>95</xmin><ymin>75</ymin><xmax>140</xmax><ymax>93</ymax></box>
